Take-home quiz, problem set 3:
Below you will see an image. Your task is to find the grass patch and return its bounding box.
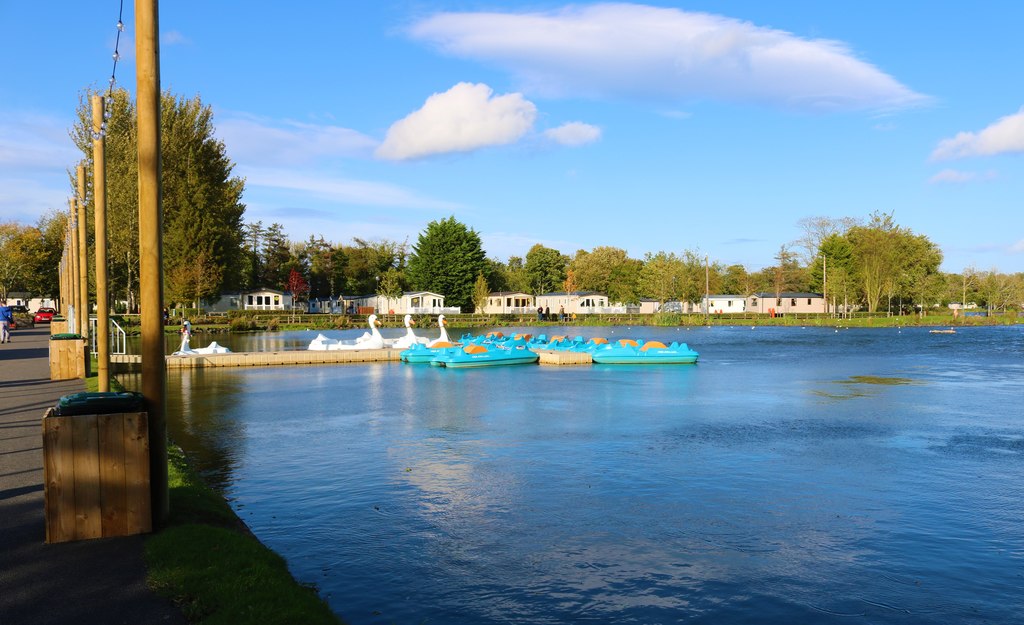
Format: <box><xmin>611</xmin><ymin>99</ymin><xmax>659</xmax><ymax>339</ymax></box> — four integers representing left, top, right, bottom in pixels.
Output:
<box><xmin>89</xmin><ymin>371</ymin><xmax>340</xmax><ymax>622</ymax></box>
<box><xmin>145</xmin><ymin>445</ymin><xmax>344</xmax><ymax>625</ymax></box>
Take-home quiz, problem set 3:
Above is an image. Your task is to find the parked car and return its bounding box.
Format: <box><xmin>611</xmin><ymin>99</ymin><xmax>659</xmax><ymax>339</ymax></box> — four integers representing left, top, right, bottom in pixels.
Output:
<box><xmin>34</xmin><ymin>307</ymin><xmax>56</xmax><ymax>323</ymax></box>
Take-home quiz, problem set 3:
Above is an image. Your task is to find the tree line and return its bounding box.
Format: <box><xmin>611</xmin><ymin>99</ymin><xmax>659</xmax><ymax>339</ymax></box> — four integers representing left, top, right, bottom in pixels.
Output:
<box><xmin>3</xmin><ymin>87</ymin><xmax>1023</xmax><ymax>316</ymax></box>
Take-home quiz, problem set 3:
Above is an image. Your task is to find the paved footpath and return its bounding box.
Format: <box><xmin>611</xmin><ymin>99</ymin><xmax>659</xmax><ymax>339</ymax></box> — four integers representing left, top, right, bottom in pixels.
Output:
<box><xmin>0</xmin><ymin>325</ymin><xmax>184</xmax><ymax>625</ymax></box>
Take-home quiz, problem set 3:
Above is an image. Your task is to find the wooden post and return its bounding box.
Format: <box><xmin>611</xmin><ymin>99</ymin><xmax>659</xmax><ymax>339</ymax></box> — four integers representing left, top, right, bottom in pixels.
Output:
<box><xmin>76</xmin><ymin>166</ymin><xmax>89</xmax><ymax>341</ymax></box>
<box><xmin>92</xmin><ymin>95</ymin><xmax>110</xmax><ymax>391</ymax></box>
<box><xmin>136</xmin><ymin>0</ymin><xmax>168</xmax><ymax>526</ymax></box>
<box><xmin>67</xmin><ymin>199</ymin><xmax>79</xmax><ymax>329</ymax></box>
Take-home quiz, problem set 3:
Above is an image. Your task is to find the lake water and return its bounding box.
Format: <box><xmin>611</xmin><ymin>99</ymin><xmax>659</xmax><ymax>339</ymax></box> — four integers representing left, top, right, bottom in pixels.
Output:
<box><xmin>159</xmin><ymin>326</ymin><xmax>1024</xmax><ymax>624</ymax></box>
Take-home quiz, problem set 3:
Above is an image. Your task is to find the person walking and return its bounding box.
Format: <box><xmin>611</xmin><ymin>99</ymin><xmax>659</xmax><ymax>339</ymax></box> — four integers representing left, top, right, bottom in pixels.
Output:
<box><xmin>0</xmin><ymin>301</ymin><xmax>12</xmax><ymax>343</ymax></box>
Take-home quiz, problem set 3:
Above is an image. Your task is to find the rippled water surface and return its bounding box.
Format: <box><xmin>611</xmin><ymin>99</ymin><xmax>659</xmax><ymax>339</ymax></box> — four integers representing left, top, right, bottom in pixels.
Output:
<box><xmin>162</xmin><ymin>326</ymin><xmax>1024</xmax><ymax>624</ymax></box>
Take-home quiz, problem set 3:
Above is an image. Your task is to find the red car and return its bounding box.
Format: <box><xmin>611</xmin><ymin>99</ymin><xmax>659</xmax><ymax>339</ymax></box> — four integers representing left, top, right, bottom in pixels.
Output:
<box><xmin>34</xmin><ymin>307</ymin><xmax>56</xmax><ymax>324</ymax></box>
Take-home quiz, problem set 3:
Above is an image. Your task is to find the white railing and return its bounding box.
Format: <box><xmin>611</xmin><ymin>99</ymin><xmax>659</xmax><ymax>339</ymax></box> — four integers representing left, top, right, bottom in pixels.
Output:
<box><xmin>89</xmin><ymin>316</ymin><xmax>127</xmax><ymax>355</ymax></box>
<box><xmin>409</xmin><ymin>306</ymin><xmax>461</xmax><ymax>315</ymax></box>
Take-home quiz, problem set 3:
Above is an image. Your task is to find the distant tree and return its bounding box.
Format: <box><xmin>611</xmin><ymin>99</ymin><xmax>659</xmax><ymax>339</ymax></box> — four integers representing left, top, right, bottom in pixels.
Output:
<box><xmin>343</xmin><ymin>238</ymin><xmax>407</xmax><ymax>295</ymax></box>
<box><xmin>260</xmin><ymin>223</ymin><xmax>292</xmax><ymax>288</ymax></box>
<box><xmin>770</xmin><ymin>245</ymin><xmax>802</xmax><ymax>298</ymax></box>
<box><xmin>376</xmin><ymin>267</ymin><xmax>404</xmax><ymax>312</ymax></box>
<box><xmin>640</xmin><ymin>251</ymin><xmax>685</xmax><ymax>304</ymax></box>
<box><xmin>473</xmin><ymin>272</ymin><xmax>490</xmax><ymax>313</ymax></box>
<box><xmin>567</xmin><ymin>246</ymin><xmax>641</xmax><ymax>301</ymax></box>
<box><xmin>31</xmin><ymin>210</ymin><xmax>68</xmax><ymax>300</ymax></box>
<box><xmin>502</xmin><ymin>256</ymin><xmax>531</xmax><ymax>293</ymax></box>
<box><xmin>286</xmin><ymin>267</ymin><xmax>310</xmax><ymax>305</ymax></box>
<box><xmin>406</xmin><ymin>217</ymin><xmax>486</xmax><ymax>309</ymax></box>
<box><xmin>811</xmin><ymin>233</ymin><xmax>855</xmax><ymax>314</ymax></box>
<box><xmin>0</xmin><ymin>222</ymin><xmax>43</xmax><ymax>300</ymax></box>
<box><xmin>165</xmin><ymin>248</ymin><xmax>222</xmax><ymax>308</ymax></box>
<box><xmin>720</xmin><ymin>264</ymin><xmax>753</xmax><ymax>296</ymax></box>
<box><xmin>792</xmin><ymin>215</ymin><xmax>859</xmax><ymax>265</ymax></box>
<box><xmin>240</xmin><ymin>221</ymin><xmax>265</xmax><ymax>291</ymax></box>
<box><xmin>524</xmin><ymin>244</ymin><xmax>568</xmax><ymax>294</ymax></box>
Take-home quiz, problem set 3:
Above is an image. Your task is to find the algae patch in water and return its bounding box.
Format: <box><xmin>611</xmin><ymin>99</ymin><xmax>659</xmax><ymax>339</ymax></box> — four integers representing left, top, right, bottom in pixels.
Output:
<box><xmin>812</xmin><ymin>375</ymin><xmax>918</xmax><ymax>401</ymax></box>
<box><xmin>841</xmin><ymin>375</ymin><xmax>917</xmax><ymax>386</ymax></box>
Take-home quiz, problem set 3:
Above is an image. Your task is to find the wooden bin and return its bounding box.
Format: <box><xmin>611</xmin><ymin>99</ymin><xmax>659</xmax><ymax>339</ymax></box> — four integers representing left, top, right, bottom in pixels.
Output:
<box><xmin>50</xmin><ymin>320</ymin><xmax>68</xmax><ymax>334</ymax></box>
<box><xmin>42</xmin><ymin>411</ymin><xmax>152</xmax><ymax>543</ymax></box>
<box><xmin>49</xmin><ymin>338</ymin><xmax>88</xmax><ymax>380</ymax></box>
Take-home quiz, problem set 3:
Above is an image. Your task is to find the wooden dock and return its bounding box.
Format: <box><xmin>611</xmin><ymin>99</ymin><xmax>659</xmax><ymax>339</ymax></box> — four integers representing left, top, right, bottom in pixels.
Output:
<box><xmin>109</xmin><ymin>347</ymin><xmax>592</xmax><ymax>369</ymax></box>
<box><xmin>111</xmin><ymin>348</ymin><xmax>402</xmax><ymax>369</ymax></box>
<box><xmin>534</xmin><ymin>349</ymin><xmax>593</xmax><ymax>365</ymax></box>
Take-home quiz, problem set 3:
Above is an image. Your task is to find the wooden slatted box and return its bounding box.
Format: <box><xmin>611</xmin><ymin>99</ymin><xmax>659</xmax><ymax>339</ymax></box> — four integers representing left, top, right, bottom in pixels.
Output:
<box><xmin>42</xmin><ymin>411</ymin><xmax>152</xmax><ymax>543</ymax></box>
<box><xmin>48</xmin><ymin>336</ymin><xmax>88</xmax><ymax>380</ymax></box>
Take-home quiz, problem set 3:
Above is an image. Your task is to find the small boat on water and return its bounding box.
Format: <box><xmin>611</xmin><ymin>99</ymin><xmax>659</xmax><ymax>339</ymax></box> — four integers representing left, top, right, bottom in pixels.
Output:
<box><xmin>591</xmin><ymin>340</ymin><xmax>699</xmax><ymax>365</ymax></box>
<box><xmin>930</xmin><ymin>328</ymin><xmax>957</xmax><ymax>334</ymax></box>
<box><xmin>429</xmin><ymin>341</ymin><xmax>539</xmax><ymax>368</ymax></box>
<box><xmin>400</xmin><ymin>341</ymin><xmax>460</xmax><ymax>363</ymax></box>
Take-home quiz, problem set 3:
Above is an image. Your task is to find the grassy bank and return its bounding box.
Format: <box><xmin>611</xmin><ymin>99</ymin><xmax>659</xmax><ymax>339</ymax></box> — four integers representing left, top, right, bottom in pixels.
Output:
<box><xmin>85</xmin><ymin>372</ymin><xmax>343</xmax><ymax>625</ymax></box>
<box><xmin>145</xmin><ymin>446</ymin><xmax>343</xmax><ymax>625</ymax></box>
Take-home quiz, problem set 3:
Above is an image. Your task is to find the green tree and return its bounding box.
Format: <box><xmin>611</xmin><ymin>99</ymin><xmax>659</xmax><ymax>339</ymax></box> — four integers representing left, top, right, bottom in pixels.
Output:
<box><xmin>260</xmin><ymin>223</ymin><xmax>292</xmax><ymax>288</ymax></box>
<box><xmin>473</xmin><ymin>272</ymin><xmax>490</xmax><ymax>313</ymax></box>
<box><xmin>567</xmin><ymin>246</ymin><xmax>643</xmax><ymax>302</ymax></box>
<box><xmin>811</xmin><ymin>233</ymin><xmax>855</xmax><ymax>314</ymax></box>
<box><xmin>846</xmin><ymin>212</ymin><xmax>901</xmax><ymax>313</ymax></box>
<box><xmin>524</xmin><ymin>244</ymin><xmax>568</xmax><ymax>294</ymax></box>
<box><xmin>640</xmin><ymin>251</ymin><xmax>685</xmax><ymax>304</ymax></box>
<box><xmin>0</xmin><ymin>222</ymin><xmax>43</xmax><ymax>300</ymax></box>
<box><xmin>31</xmin><ymin>210</ymin><xmax>69</xmax><ymax>300</ymax></box>
<box><xmin>720</xmin><ymin>264</ymin><xmax>753</xmax><ymax>296</ymax></box>
<box><xmin>406</xmin><ymin>217</ymin><xmax>486</xmax><ymax>309</ymax></box>
<box><xmin>376</xmin><ymin>267</ymin><xmax>404</xmax><ymax>312</ymax></box>
<box><xmin>165</xmin><ymin>249</ymin><xmax>222</xmax><ymax>308</ymax></box>
<box><xmin>343</xmin><ymin>238</ymin><xmax>407</xmax><ymax>295</ymax></box>
<box><xmin>70</xmin><ymin>88</ymin><xmax>246</xmax><ymax>308</ymax></box>
<box><xmin>501</xmin><ymin>256</ymin><xmax>531</xmax><ymax>293</ymax></box>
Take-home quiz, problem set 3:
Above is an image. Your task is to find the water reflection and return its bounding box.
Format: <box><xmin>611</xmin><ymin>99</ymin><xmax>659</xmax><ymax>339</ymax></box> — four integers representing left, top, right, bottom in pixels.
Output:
<box><xmin>162</xmin><ymin>326</ymin><xmax>1024</xmax><ymax>624</ymax></box>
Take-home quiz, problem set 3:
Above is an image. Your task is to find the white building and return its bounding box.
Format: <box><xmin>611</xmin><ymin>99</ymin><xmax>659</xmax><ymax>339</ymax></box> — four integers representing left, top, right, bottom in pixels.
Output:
<box><xmin>535</xmin><ymin>292</ymin><xmax>620</xmax><ymax>315</ymax></box>
<box><xmin>701</xmin><ymin>295</ymin><xmax>747</xmax><ymax>314</ymax></box>
<box><xmin>348</xmin><ymin>291</ymin><xmax>458</xmax><ymax>315</ymax></box>
<box><xmin>482</xmin><ymin>291</ymin><xmax>535</xmax><ymax>315</ymax></box>
<box><xmin>204</xmin><ymin>289</ymin><xmax>294</xmax><ymax>313</ymax></box>
<box><xmin>747</xmin><ymin>292</ymin><xmax>827</xmax><ymax>315</ymax></box>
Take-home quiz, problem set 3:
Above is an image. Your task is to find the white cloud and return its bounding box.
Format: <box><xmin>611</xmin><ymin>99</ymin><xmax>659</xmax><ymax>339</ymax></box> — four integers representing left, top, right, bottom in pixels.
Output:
<box><xmin>408</xmin><ymin>3</ymin><xmax>927</xmax><ymax>112</ymax></box>
<box><xmin>217</xmin><ymin>116</ymin><xmax>378</xmax><ymax>166</ymax></box>
<box><xmin>376</xmin><ymin>83</ymin><xmax>537</xmax><ymax>160</ymax></box>
<box><xmin>927</xmin><ymin>169</ymin><xmax>998</xmax><ymax>184</ymax></box>
<box><xmin>930</xmin><ymin>107</ymin><xmax>1024</xmax><ymax>160</ymax></box>
<box><xmin>161</xmin><ymin>31</ymin><xmax>189</xmax><ymax>46</ymax></box>
<box><xmin>0</xmin><ymin>112</ymin><xmax>80</xmax><ymax>171</ymax></box>
<box><xmin>1011</xmin><ymin>239</ymin><xmax>1024</xmax><ymax>253</ymax></box>
<box><xmin>239</xmin><ymin>166</ymin><xmax>461</xmax><ymax>211</ymax></box>
<box><xmin>543</xmin><ymin>122</ymin><xmax>601</xmax><ymax>146</ymax></box>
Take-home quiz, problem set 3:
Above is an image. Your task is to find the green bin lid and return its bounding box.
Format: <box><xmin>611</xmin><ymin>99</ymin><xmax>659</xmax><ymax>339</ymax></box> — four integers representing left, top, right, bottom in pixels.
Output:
<box><xmin>49</xmin><ymin>333</ymin><xmax>84</xmax><ymax>340</ymax></box>
<box><xmin>54</xmin><ymin>392</ymin><xmax>145</xmax><ymax>416</ymax></box>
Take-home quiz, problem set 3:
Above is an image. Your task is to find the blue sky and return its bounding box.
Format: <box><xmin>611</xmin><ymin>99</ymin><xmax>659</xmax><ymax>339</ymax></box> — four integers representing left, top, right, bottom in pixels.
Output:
<box><xmin>2</xmin><ymin>1</ymin><xmax>1023</xmax><ymax>273</ymax></box>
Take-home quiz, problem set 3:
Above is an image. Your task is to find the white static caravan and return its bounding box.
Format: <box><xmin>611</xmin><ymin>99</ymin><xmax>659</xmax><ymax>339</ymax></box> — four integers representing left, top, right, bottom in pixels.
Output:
<box><xmin>747</xmin><ymin>292</ymin><xmax>827</xmax><ymax>315</ymax></box>
<box><xmin>701</xmin><ymin>295</ymin><xmax>747</xmax><ymax>314</ymax></box>
<box><xmin>244</xmin><ymin>288</ymin><xmax>293</xmax><ymax>311</ymax></box>
<box><xmin>349</xmin><ymin>291</ymin><xmax>456</xmax><ymax>315</ymax></box>
<box><xmin>482</xmin><ymin>291</ymin><xmax>535</xmax><ymax>315</ymax></box>
<box><xmin>535</xmin><ymin>291</ymin><xmax>611</xmax><ymax>315</ymax></box>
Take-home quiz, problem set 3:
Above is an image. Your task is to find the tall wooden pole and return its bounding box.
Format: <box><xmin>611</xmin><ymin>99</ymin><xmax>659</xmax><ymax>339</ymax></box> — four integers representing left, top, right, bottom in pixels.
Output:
<box><xmin>92</xmin><ymin>96</ymin><xmax>110</xmax><ymax>391</ymax></box>
<box><xmin>137</xmin><ymin>0</ymin><xmax>168</xmax><ymax>525</ymax></box>
<box><xmin>76</xmin><ymin>166</ymin><xmax>90</xmax><ymax>340</ymax></box>
<box><xmin>67</xmin><ymin>199</ymin><xmax>79</xmax><ymax>330</ymax></box>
